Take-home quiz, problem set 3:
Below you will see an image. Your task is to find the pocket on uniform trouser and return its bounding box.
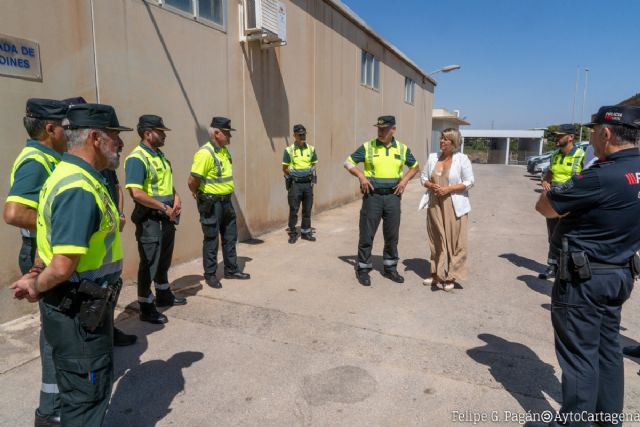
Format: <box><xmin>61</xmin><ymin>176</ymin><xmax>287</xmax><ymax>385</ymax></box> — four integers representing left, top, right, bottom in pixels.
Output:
<box><xmin>202</xmin><ymin>223</ymin><xmax>218</xmax><ymax>240</ymax></box>
<box><xmin>612</xmin><ymin>270</ymin><xmax>634</xmax><ymax>305</ymax></box>
<box><xmin>199</xmin><ymin>205</ymin><xmax>218</xmax><ymax>226</ymax></box>
<box><xmin>137</xmin><ymin>219</ymin><xmax>161</xmax><ymax>244</ymax></box>
<box><xmin>54</xmin><ymin>353</ymin><xmax>113</xmax><ymax>404</ymax></box>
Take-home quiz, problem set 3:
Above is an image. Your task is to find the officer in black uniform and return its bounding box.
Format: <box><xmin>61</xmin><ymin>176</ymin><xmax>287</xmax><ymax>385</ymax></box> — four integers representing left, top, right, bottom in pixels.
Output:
<box><xmin>528</xmin><ymin>105</ymin><xmax>640</xmax><ymax>427</ymax></box>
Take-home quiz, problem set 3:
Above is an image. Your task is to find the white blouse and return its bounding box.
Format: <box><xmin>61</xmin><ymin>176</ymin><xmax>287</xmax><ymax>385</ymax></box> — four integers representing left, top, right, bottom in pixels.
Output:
<box><xmin>418</xmin><ymin>152</ymin><xmax>474</xmax><ymax>218</ymax></box>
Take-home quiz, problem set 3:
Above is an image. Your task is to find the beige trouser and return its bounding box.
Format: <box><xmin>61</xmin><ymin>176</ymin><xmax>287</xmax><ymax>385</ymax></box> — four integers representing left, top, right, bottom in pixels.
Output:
<box><xmin>426</xmin><ymin>195</ymin><xmax>468</xmax><ymax>283</ymax></box>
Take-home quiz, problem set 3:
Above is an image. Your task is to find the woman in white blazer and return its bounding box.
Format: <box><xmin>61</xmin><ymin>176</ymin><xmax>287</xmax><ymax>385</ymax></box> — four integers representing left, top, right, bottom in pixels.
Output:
<box><xmin>419</xmin><ymin>128</ymin><xmax>474</xmax><ymax>291</ymax></box>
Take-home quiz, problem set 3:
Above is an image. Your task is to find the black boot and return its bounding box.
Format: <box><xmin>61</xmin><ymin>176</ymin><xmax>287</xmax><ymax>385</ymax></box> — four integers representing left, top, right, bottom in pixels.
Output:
<box><xmin>35</xmin><ymin>409</ymin><xmax>60</xmax><ymax>427</ymax></box>
<box><xmin>301</xmin><ymin>232</ymin><xmax>316</xmax><ymax>241</ymax></box>
<box><xmin>156</xmin><ymin>289</ymin><xmax>187</xmax><ymax>307</ymax></box>
<box><xmin>288</xmin><ymin>228</ymin><xmax>297</xmax><ymax>244</ymax></box>
<box><xmin>113</xmin><ymin>327</ymin><xmax>137</xmax><ymax>346</ymax></box>
<box><xmin>205</xmin><ymin>276</ymin><xmax>222</xmax><ymax>288</ymax></box>
<box><xmin>382</xmin><ymin>270</ymin><xmax>404</xmax><ymax>283</ymax></box>
<box><xmin>139</xmin><ymin>302</ymin><xmax>168</xmax><ymax>324</ymax></box>
<box><xmin>538</xmin><ymin>265</ymin><xmax>556</xmax><ymax>280</ymax></box>
<box><xmin>356</xmin><ymin>270</ymin><xmax>371</xmax><ymax>286</ymax></box>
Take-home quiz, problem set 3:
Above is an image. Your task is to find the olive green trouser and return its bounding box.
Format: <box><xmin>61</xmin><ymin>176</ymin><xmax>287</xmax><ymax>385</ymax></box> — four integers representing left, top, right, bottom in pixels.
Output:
<box><xmin>41</xmin><ymin>298</ymin><xmax>114</xmax><ymax>427</ymax></box>
<box><xmin>19</xmin><ymin>236</ymin><xmax>61</xmax><ymax>417</ymax></box>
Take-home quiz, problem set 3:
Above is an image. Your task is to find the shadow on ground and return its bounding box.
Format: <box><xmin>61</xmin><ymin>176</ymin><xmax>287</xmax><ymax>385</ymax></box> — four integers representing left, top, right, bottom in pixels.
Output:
<box><xmin>467</xmin><ymin>333</ymin><xmax>561</xmax><ymax>413</ymax></box>
<box><xmin>402</xmin><ymin>258</ymin><xmax>430</xmax><ymax>279</ymax></box>
<box><xmin>517</xmin><ymin>274</ymin><xmax>552</xmax><ymax>297</ymax></box>
<box><xmin>499</xmin><ymin>253</ymin><xmax>546</xmax><ymax>275</ymax></box>
<box><xmin>170</xmin><ymin>274</ymin><xmax>204</xmax><ymax>298</ymax></box>
<box><xmin>242</xmin><ymin>238</ymin><xmax>264</xmax><ymax>245</ymax></box>
<box><xmin>107</xmin><ymin>347</ymin><xmax>204</xmax><ymax>426</ymax></box>
<box><xmin>214</xmin><ymin>256</ymin><xmax>253</xmax><ymax>280</ymax></box>
<box><xmin>338</xmin><ymin>255</ymin><xmax>383</xmax><ymax>271</ymax></box>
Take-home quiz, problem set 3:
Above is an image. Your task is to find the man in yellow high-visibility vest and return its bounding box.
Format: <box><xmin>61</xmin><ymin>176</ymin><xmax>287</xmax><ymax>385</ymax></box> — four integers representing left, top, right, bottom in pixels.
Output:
<box><xmin>188</xmin><ymin>116</ymin><xmax>250</xmax><ymax>289</ymax></box>
<box><xmin>125</xmin><ymin>115</ymin><xmax>186</xmax><ymax>324</ymax></box>
<box><xmin>4</xmin><ymin>98</ymin><xmax>67</xmax><ymax>426</ymax></box>
<box><xmin>282</xmin><ymin>124</ymin><xmax>318</xmax><ymax>243</ymax></box>
<box><xmin>11</xmin><ymin>103</ymin><xmax>132</xmax><ymax>426</ymax></box>
<box><xmin>539</xmin><ymin>124</ymin><xmax>585</xmax><ymax>280</ymax></box>
<box><xmin>344</xmin><ymin>115</ymin><xmax>419</xmax><ymax>287</ymax></box>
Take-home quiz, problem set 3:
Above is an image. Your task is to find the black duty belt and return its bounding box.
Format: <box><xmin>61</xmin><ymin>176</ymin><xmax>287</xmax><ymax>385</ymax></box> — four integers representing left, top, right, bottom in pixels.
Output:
<box><xmin>372</xmin><ymin>188</ymin><xmax>396</xmax><ymax>195</ymax></box>
<box><xmin>292</xmin><ymin>176</ymin><xmax>313</xmax><ymax>183</ymax></box>
<box><xmin>590</xmin><ymin>261</ymin><xmax>630</xmax><ymax>270</ymax></box>
<box><xmin>42</xmin><ymin>281</ymin><xmax>80</xmax><ymax>308</ymax></box>
<box><xmin>198</xmin><ymin>193</ymin><xmax>232</xmax><ymax>203</ymax></box>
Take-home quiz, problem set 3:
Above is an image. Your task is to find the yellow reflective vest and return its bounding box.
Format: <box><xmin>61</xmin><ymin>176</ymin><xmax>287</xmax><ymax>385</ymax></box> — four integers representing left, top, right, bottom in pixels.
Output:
<box><xmin>124</xmin><ymin>145</ymin><xmax>174</xmax><ymax>204</ymax></box>
<box><xmin>8</xmin><ymin>141</ymin><xmax>61</xmax><ymax>209</ymax></box>
<box><xmin>283</xmin><ymin>143</ymin><xmax>317</xmax><ymax>177</ymax></box>
<box><xmin>550</xmin><ymin>145</ymin><xmax>585</xmax><ymax>184</ymax></box>
<box><xmin>190</xmin><ymin>141</ymin><xmax>234</xmax><ymax>195</ymax></box>
<box><xmin>363</xmin><ymin>139</ymin><xmax>408</xmax><ymax>187</ymax></box>
<box><xmin>37</xmin><ymin>159</ymin><xmax>123</xmax><ymax>281</ymax></box>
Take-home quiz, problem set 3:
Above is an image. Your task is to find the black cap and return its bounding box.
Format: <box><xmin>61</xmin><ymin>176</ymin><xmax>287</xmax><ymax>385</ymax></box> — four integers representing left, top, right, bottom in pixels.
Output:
<box><xmin>210</xmin><ymin>116</ymin><xmax>236</xmax><ymax>131</ymax></box>
<box><xmin>374</xmin><ymin>115</ymin><xmax>396</xmax><ymax>128</ymax></box>
<box><xmin>137</xmin><ymin>114</ymin><xmax>171</xmax><ymax>131</ymax></box>
<box><xmin>584</xmin><ymin>105</ymin><xmax>640</xmax><ymax>129</ymax></box>
<box><xmin>293</xmin><ymin>124</ymin><xmax>306</xmax><ymax>134</ymax></box>
<box><xmin>551</xmin><ymin>124</ymin><xmax>577</xmax><ymax>135</ymax></box>
<box><xmin>64</xmin><ymin>103</ymin><xmax>133</xmax><ymax>131</ymax></box>
<box><xmin>61</xmin><ymin>97</ymin><xmax>87</xmax><ymax>106</ymax></box>
<box><xmin>25</xmin><ymin>98</ymin><xmax>68</xmax><ymax>120</ymax></box>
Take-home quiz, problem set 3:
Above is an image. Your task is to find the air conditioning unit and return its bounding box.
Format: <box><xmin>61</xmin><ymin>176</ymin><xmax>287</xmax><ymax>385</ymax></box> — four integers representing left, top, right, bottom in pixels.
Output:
<box><xmin>241</xmin><ymin>0</ymin><xmax>287</xmax><ymax>48</ymax></box>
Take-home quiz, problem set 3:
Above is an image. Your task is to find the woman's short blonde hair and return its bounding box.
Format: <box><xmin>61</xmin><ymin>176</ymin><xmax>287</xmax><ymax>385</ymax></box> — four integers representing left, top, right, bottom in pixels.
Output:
<box><xmin>441</xmin><ymin>128</ymin><xmax>462</xmax><ymax>150</ymax></box>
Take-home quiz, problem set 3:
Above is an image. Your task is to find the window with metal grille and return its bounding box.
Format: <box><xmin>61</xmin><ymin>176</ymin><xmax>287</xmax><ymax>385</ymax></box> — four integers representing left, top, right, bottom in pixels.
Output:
<box><xmin>360</xmin><ymin>50</ymin><xmax>380</xmax><ymax>90</ymax></box>
<box><xmin>404</xmin><ymin>77</ymin><xmax>415</xmax><ymax>105</ymax></box>
<box><xmin>159</xmin><ymin>0</ymin><xmax>225</xmax><ymax>29</ymax></box>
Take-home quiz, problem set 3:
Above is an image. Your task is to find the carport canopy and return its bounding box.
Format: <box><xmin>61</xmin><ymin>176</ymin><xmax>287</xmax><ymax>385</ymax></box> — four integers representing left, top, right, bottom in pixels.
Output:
<box><xmin>459</xmin><ymin>129</ymin><xmax>545</xmax><ymax>165</ymax></box>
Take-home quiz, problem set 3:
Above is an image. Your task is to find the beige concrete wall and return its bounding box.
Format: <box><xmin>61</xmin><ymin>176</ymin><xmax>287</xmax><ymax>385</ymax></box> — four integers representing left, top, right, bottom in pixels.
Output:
<box><xmin>0</xmin><ymin>0</ymin><xmax>433</xmax><ymax>322</ymax></box>
<box><xmin>0</xmin><ymin>0</ymin><xmax>97</xmax><ymax>321</ymax></box>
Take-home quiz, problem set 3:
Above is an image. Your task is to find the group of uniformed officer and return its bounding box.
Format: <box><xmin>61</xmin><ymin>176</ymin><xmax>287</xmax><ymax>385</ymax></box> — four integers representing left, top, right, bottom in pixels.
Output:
<box><xmin>5</xmin><ymin>99</ymin><xmax>252</xmax><ymax>426</ymax></box>
<box><xmin>7</xmin><ymin>97</ymin><xmax>640</xmax><ymax>427</ymax></box>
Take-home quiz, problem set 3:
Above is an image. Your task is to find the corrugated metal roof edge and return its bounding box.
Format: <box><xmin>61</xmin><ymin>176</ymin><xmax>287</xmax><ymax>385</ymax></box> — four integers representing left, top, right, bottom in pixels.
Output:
<box><xmin>323</xmin><ymin>0</ymin><xmax>436</xmax><ymax>87</ymax></box>
<box><xmin>433</xmin><ymin>117</ymin><xmax>471</xmax><ymax>126</ymax></box>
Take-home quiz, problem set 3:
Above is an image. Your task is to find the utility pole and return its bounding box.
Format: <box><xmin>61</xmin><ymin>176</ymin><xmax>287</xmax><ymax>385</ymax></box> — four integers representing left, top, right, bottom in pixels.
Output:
<box><xmin>579</xmin><ymin>68</ymin><xmax>590</xmax><ymax>142</ymax></box>
<box><xmin>571</xmin><ymin>65</ymin><xmax>579</xmax><ymax>123</ymax></box>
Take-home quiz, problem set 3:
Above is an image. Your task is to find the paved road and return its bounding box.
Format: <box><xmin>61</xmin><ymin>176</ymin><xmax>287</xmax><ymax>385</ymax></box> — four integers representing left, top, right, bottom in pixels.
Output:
<box><xmin>1</xmin><ymin>164</ymin><xmax>639</xmax><ymax>426</ymax></box>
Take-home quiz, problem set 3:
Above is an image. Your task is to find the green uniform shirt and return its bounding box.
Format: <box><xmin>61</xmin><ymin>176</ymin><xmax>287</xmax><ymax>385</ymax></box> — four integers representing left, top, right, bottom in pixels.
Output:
<box><xmin>347</xmin><ymin>138</ymin><xmax>418</xmax><ymax>188</ymax></box>
<box><xmin>124</xmin><ymin>143</ymin><xmax>174</xmax><ymax>204</ymax></box>
<box><xmin>37</xmin><ymin>153</ymin><xmax>122</xmax><ymax>284</ymax></box>
<box><xmin>549</xmin><ymin>145</ymin><xmax>585</xmax><ymax>184</ymax></box>
<box><xmin>7</xmin><ymin>139</ymin><xmax>62</xmax><ymax>209</ymax></box>
<box><xmin>282</xmin><ymin>143</ymin><xmax>318</xmax><ymax>177</ymax></box>
<box><xmin>190</xmin><ymin>141</ymin><xmax>234</xmax><ymax>195</ymax></box>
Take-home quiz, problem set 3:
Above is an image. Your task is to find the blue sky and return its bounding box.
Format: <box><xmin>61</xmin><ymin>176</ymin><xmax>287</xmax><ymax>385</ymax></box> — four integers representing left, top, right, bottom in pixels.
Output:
<box><xmin>341</xmin><ymin>0</ymin><xmax>640</xmax><ymax>129</ymax></box>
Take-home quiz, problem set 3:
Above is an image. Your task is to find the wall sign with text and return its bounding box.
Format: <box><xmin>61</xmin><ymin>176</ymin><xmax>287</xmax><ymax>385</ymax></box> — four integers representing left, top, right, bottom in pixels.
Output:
<box><xmin>0</xmin><ymin>33</ymin><xmax>42</xmax><ymax>81</ymax></box>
